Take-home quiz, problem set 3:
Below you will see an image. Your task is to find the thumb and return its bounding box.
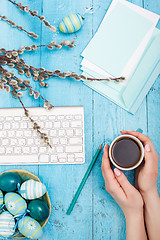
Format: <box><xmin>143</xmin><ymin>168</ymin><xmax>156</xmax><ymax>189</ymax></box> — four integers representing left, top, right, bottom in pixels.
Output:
<box><xmin>114</xmin><ymin>168</ymin><xmax>135</xmax><ymax>195</ymax></box>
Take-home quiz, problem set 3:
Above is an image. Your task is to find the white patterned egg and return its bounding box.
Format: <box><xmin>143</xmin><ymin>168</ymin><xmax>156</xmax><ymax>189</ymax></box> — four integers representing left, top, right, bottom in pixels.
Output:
<box><xmin>18</xmin><ymin>216</ymin><xmax>43</xmax><ymax>239</ymax></box>
<box><xmin>19</xmin><ymin>179</ymin><xmax>47</xmax><ymax>200</ymax></box>
<box><xmin>5</xmin><ymin>192</ymin><xmax>27</xmax><ymax>216</ymax></box>
<box><xmin>0</xmin><ymin>211</ymin><xmax>15</xmax><ymax>237</ymax></box>
<box><xmin>0</xmin><ymin>190</ymin><xmax>3</xmax><ymax>205</ymax></box>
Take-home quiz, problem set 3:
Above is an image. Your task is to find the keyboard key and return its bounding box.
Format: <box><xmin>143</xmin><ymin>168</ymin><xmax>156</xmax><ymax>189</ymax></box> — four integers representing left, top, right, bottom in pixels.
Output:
<box><xmin>76</xmin><ymin>158</ymin><xmax>84</xmax><ymax>162</ymax></box>
<box><xmin>2</xmin><ymin>139</ymin><xmax>9</xmax><ymax>146</ymax></box>
<box><xmin>0</xmin><ymin>131</ymin><xmax>7</xmax><ymax>138</ymax></box>
<box><xmin>58</xmin><ymin>130</ymin><xmax>65</xmax><ymax>136</ymax></box>
<box><xmin>57</xmin><ymin>115</ymin><xmax>64</xmax><ymax>120</ymax></box>
<box><xmin>31</xmin><ymin>147</ymin><xmax>38</xmax><ymax>153</ymax></box>
<box><xmin>3</xmin><ymin>122</ymin><xmax>11</xmax><ymax>129</ymax></box>
<box><xmin>18</xmin><ymin>139</ymin><xmax>26</xmax><ymax>146</ymax></box>
<box><xmin>23</xmin><ymin>147</ymin><xmax>30</xmax><ymax>154</ymax></box>
<box><xmin>58</xmin><ymin>153</ymin><xmax>67</xmax><ymax>159</ymax></box>
<box><xmin>66</xmin><ymin>146</ymin><xmax>82</xmax><ymax>153</ymax></box>
<box><xmin>0</xmin><ymin>123</ymin><xmax>2</xmax><ymax>129</ymax></box>
<box><xmin>69</xmin><ymin>137</ymin><xmax>83</xmax><ymax>145</ymax></box>
<box><xmin>35</xmin><ymin>138</ymin><xmax>41</xmax><ymax>145</ymax></box>
<box><xmin>48</xmin><ymin>146</ymin><xmax>55</xmax><ymax>154</ymax></box>
<box><xmin>39</xmin><ymin>147</ymin><xmax>47</xmax><ymax>153</ymax></box>
<box><xmin>0</xmin><ymin>155</ymin><xmax>38</xmax><ymax>164</ymax></box>
<box><xmin>50</xmin><ymin>130</ymin><xmax>57</xmax><ymax>137</ymax></box>
<box><xmin>39</xmin><ymin>116</ymin><xmax>47</xmax><ymax>121</ymax></box>
<box><xmin>0</xmin><ymin>117</ymin><xmax>4</xmax><ymax>121</ymax></box>
<box><xmin>14</xmin><ymin>147</ymin><xmax>22</xmax><ymax>154</ymax></box>
<box><xmin>6</xmin><ymin>116</ymin><xmax>13</xmax><ymax>121</ymax></box>
<box><xmin>56</xmin><ymin>146</ymin><xmax>63</xmax><ymax>153</ymax></box>
<box><xmin>20</xmin><ymin>122</ymin><xmax>28</xmax><ymax>129</ymax></box>
<box><xmin>67</xmin><ymin>157</ymin><xmax>75</xmax><ymax>163</ymax></box>
<box><xmin>0</xmin><ymin>147</ymin><xmax>5</xmax><ymax>154</ymax></box>
<box><xmin>59</xmin><ymin>158</ymin><xmax>66</xmax><ymax>163</ymax></box>
<box><xmin>48</xmin><ymin>115</ymin><xmax>56</xmax><ymax>120</ymax></box>
<box><xmin>8</xmin><ymin>131</ymin><xmax>15</xmax><ymax>137</ymax></box>
<box><xmin>24</xmin><ymin>131</ymin><xmax>32</xmax><ymax>137</ymax></box>
<box><xmin>27</xmin><ymin>138</ymin><xmax>34</xmax><ymax>145</ymax></box>
<box><xmin>60</xmin><ymin>138</ymin><xmax>67</xmax><ymax>144</ymax></box>
<box><xmin>75</xmin><ymin>115</ymin><xmax>82</xmax><ymax>119</ymax></box>
<box><xmin>10</xmin><ymin>139</ymin><xmax>18</xmax><ymax>146</ymax></box>
<box><xmin>66</xmin><ymin>115</ymin><xmax>73</xmax><ymax>120</ymax></box>
<box><xmin>67</xmin><ymin>154</ymin><xmax>74</xmax><ymax>158</ymax></box>
<box><xmin>12</xmin><ymin>122</ymin><xmax>20</xmax><ymax>129</ymax></box>
<box><xmin>45</xmin><ymin>122</ymin><xmax>52</xmax><ymax>128</ymax></box>
<box><xmin>52</xmin><ymin>138</ymin><xmax>59</xmax><ymax>145</ymax></box>
<box><xmin>14</xmin><ymin>116</ymin><xmax>21</xmax><ymax>121</ymax></box>
<box><xmin>50</xmin><ymin>155</ymin><xmax>58</xmax><ymax>162</ymax></box>
<box><xmin>75</xmin><ymin>129</ymin><xmax>83</xmax><ymax>136</ymax></box>
<box><xmin>70</xmin><ymin>121</ymin><xmax>82</xmax><ymax>128</ymax></box>
<box><xmin>39</xmin><ymin>155</ymin><xmax>49</xmax><ymax>163</ymax></box>
<box><xmin>16</xmin><ymin>131</ymin><xmax>23</xmax><ymax>137</ymax></box>
<box><xmin>54</xmin><ymin>121</ymin><xmax>61</xmax><ymax>128</ymax></box>
<box><xmin>6</xmin><ymin>147</ymin><xmax>13</xmax><ymax>154</ymax></box>
<box><xmin>66</xmin><ymin>129</ymin><xmax>73</xmax><ymax>136</ymax></box>
<box><xmin>62</xmin><ymin>122</ymin><xmax>69</xmax><ymax>128</ymax></box>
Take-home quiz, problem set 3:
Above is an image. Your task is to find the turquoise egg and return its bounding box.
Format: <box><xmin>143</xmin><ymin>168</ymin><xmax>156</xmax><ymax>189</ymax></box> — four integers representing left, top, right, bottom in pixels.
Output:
<box><xmin>59</xmin><ymin>13</ymin><xmax>84</xmax><ymax>33</ymax></box>
<box><xmin>28</xmin><ymin>200</ymin><xmax>50</xmax><ymax>221</ymax></box>
<box><xmin>0</xmin><ymin>211</ymin><xmax>15</xmax><ymax>237</ymax></box>
<box><xmin>0</xmin><ymin>172</ymin><xmax>22</xmax><ymax>192</ymax></box>
<box><xmin>5</xmin><ymin>192</ymin><xmax>27</xmax><ymax>216</ymax></box>
<box><xmin>18</xmin><ymin>216</ymin><xmax>43</xmax><ymax>239</ymax></box>
<box><xmin>0</xmin><ymin>190</ymin><xmax>3</xmax><ymax>206</ymax></box>
<box><xmin>20</xmin><ymin>179</ymin><xmax>47</xmax><ymax>200</ymax></box>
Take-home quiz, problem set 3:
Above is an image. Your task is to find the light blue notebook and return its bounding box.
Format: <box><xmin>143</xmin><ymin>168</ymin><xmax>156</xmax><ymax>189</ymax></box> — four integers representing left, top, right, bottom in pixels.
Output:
<box><xmin>82</xmin><ymin>28</ymin><xmax>160</xmax><ymax>114</ymax></box>
<box><xmin>81</xmin><ymin>1</ymin><xmax>154</xmax><ymax>77</ymax></box>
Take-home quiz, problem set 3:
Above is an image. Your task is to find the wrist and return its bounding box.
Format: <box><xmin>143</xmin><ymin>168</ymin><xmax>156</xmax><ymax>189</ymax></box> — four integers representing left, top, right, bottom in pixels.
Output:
<box><xmin>141</xmin><ymin>188</ymin><xmax>160</xmax><ymax>205</ymax></box>
<box><xmin>125</xmin><ymin>206</ymin><xmax>144</xmax><ymax>223</ymax></box>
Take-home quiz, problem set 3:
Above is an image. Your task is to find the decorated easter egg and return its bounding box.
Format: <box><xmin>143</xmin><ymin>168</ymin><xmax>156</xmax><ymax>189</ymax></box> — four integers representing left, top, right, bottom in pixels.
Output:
<box><xmin>0</xmin><ymin>190</ymin><xmax>3</xmax><ymax>206</ymax></box>
<box><xmin>28</xmin><ymin>200</ymin><xmax>50</xmax><ymax>221</ymax></box>
<box><xmin>18</xmin><ymin>216</ymin><xmax>43</xmax><ymax>239</ymax></box>
<box><xmin>5</xmin><ymin>192</ymin><xmax>27</xmax><ymax>216</ymax></box>
<box><xmin>19</xmin><ymin>179</ymin><xmax>47</xmax><ymax>200</ymax></box>
<box><xmin>0</xmin><ymin>172</ymin><xmax>22</xmax><ymax>192</ymax></box>
<box><xmin>0</xmin><ymin>211</ymin><xmax>15</xmax><ymax>237</ymax></box>
<box><xmin>59</xmin><ymin>13</ymin><xmax>84</xmax><ymax>33</ymax></box>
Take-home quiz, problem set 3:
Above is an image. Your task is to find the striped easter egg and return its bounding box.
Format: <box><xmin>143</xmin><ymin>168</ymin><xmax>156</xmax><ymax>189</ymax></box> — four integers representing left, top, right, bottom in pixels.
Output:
<box><xmin>18</xmin><ymin>216</ymin><xmax>43</xmax><ymax>239</ymax></box>
<box><xmin>0</xmin><ymin>211</ymin><xmax>15</xmax><ymax>237</ymax></box>
<box><xmin>5</xmin><ymin>192</ymin><xmax>27</xmax><ymax>216</ymax></box>
<box><xmin>59</xmin><ymin>13</ymin><xmax>84</xmax><ymax>33</ymax></box>
<box><xmin>19</xmin><ymin>179</ymin><xmax>47</xmax><ymax>200</ymax></box>
<box><xmin>0</xmin><ymin>190</ymin><xmax>3</xmax><ymax>205</ymax></box>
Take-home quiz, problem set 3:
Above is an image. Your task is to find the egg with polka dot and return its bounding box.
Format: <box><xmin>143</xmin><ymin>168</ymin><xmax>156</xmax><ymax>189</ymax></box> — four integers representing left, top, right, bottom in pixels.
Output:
<box><xmin>0</xmin><ymin>211</ymin><xmax>15</xmax><ymax>237</ymax></box>
<box><xmin>19</xmin><ymin>179</ymin><xmax>47</xmax><ymax>200</ymax></box>
<box><xmin>0</xmin><ymin>190</ymin><xmax>3</xmax><ymax>206</ymax></box>
<box><xmin>5</xmin><ymin>192</ymin><xmax>27</xmax><ymax>216</ymax></box>
<box><xmin>18</xmin><ymin>216</ymin><xmax>43</xmax><ymax>239</ymax></box>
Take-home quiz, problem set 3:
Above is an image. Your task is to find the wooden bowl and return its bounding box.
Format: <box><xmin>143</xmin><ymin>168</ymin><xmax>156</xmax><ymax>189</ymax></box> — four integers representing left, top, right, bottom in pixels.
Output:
<box><xmin>0</xmin><ymin>169</ymin><xmax>51</xmax><ymax>239</ymax></box>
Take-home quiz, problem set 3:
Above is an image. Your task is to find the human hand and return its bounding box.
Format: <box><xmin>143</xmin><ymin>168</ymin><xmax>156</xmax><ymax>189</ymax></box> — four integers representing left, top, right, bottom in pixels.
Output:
<box><xmin>101</xmin><ymin>143</ymin><xmax>144</xmax><ymax>219</ymax></box>
<box><xmin>121</xmin><ymin>130</ymin><xmax>159</xmax><ymax>197</ymax></box>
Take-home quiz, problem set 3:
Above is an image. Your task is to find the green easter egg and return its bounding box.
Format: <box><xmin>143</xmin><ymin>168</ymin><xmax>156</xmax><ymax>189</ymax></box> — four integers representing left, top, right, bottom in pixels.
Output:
<box><xmin>0</xmin><ymin>172</ymin><xmax>22</xmax><ymax>192</ymax></box>
<box><xmin>28</xmin><ymin>200</ymin><xmax>50</xmax><ymax>221</ymax></box>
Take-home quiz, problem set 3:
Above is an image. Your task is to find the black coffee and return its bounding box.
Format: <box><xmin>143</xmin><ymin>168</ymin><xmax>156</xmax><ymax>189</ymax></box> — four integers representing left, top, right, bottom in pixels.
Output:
<box><xmin>111</xmin><ymin>137</ymin><xmax>141</xmax><ymax>168</ymax></box>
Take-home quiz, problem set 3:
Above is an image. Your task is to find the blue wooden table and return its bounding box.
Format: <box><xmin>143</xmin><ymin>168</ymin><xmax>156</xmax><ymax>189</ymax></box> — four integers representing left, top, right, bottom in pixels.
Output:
<box><xmin>0</xmin><ymin>0</ymin><xmax>160</xmax><ymax>239</ymax></box>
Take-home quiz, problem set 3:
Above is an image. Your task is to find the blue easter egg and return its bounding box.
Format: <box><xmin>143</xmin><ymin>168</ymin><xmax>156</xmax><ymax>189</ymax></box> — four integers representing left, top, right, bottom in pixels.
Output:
<box><xmin>0</xmin><ymin>211</ymin><xmax>15</xmax><ymax>237</ymax></box>
<box><xmin>20</xmin><ymin>179</ymin><xmax>47</xmax><ymax>200</ymax></box>
<box><xmin>0</xmin><ymin>190</ymin><xmax>3</xmax><ymax>206</ymax></box>
<box><xmin>18</xmin><ymin>216</ymin><xmax>43</xmax><ymax>239</ymax></box>
<box><xmin>5</xmin><ymin>192</ymin><xmax>27</xmax><ymax>216</ymax></box>
<box><xmin>59</xmin><ymin>13</ymin><xmax>84</xmax><ymax>33</ymax></box>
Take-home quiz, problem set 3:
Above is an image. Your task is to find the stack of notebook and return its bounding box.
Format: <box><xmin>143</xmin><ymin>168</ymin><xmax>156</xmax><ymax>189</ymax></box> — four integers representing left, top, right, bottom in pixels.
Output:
<box><xmin>80</xmin><ymin>0</ymin><xmax>160</xmax><ymax>114</ymax></box>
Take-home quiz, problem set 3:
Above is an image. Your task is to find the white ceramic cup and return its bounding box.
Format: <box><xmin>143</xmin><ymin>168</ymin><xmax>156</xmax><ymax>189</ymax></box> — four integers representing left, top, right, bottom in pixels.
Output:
<box><xmin>109</xmin><ymin>134</ymin><xmax>144</xmax><ymax>171</ymax></box>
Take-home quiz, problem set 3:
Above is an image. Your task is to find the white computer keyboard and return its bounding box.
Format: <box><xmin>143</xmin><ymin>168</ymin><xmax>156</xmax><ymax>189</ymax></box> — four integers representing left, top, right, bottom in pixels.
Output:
<box><xmin>0</xmin><ymin>106</ymin><xmax>85</xmax><ymax>165</ymax></box>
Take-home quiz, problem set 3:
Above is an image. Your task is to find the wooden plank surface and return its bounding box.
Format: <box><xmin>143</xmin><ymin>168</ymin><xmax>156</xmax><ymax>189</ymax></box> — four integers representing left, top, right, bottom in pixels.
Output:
<box><xmin>0</xmin><ymin>0</ymin><xmax>160</xmax><ymax>239</ymax></box>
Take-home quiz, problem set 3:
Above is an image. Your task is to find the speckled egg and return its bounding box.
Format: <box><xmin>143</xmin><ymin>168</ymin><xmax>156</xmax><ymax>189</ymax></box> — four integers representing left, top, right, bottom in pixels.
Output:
<box><xmin>0</xmin><ymin>211</ymin><xmax>15</xmax><ymax>237</ymax></box>
<box><xmin>5</xmin><ymin>192</ymin><xmax>27</xmax><ymax>216</ymax></box>
<box><xmin>19</xmin><ymin>179</ymin><xmax>47</xmax><ymax>200</ymax></box>
<box><xmin>18</xmin><ymin>216</ymin><xmax>43</xmax><ymax>239</ymax></box>
<box><xmin>0</xmin><ymin>190</ymin><xmax>3</xmax><ymax>206</ymax></box>
<box><xmin>59</xmin><ymin>13</ymin><xmax>84</xmax><ymax>33</ymax></box>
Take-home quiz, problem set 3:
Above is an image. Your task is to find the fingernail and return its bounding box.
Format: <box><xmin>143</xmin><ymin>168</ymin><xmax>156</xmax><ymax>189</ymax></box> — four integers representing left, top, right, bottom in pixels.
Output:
<box><xmin>120</xmin><ymin>130</ymin><xmax>127</xmax><ymax>133</ymax></box>
<box><xmin>114</xmin><ymin>168</ymin><xmax>122</xmax><ymax>176</ymax></box>
<box><xmin>145</xmin><ymin>144</ymin><xmax>151</xmax><ymax>152</ymax></box>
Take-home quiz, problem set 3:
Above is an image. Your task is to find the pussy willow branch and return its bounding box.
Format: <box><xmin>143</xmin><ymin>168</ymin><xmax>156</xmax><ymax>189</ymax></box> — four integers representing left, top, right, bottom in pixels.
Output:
<box><xmin>8</xmin><ymin>0</ymin><xmax>56</xmax><ymax>32</ymax></box>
